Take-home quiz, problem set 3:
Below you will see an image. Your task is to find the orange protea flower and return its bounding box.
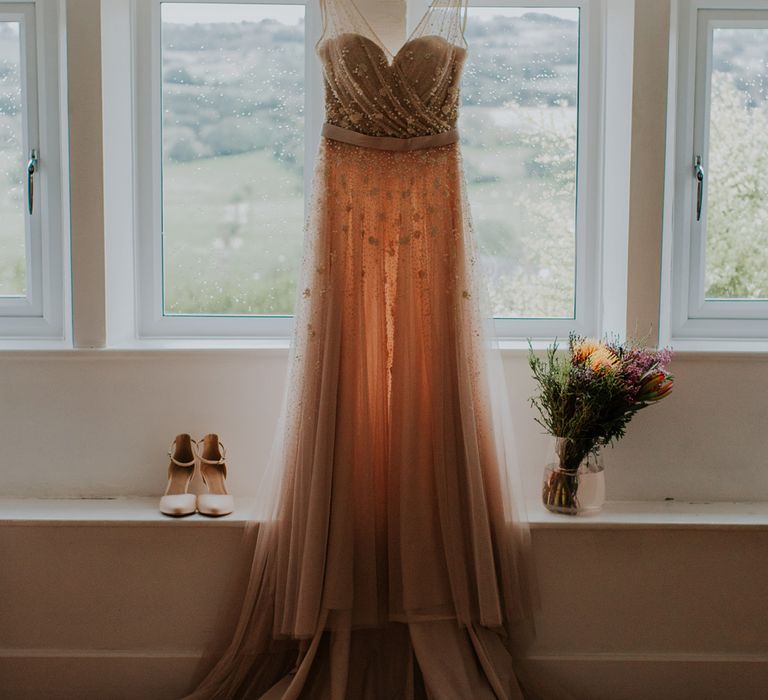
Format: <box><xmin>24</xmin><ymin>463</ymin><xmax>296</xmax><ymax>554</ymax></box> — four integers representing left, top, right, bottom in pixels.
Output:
<box><xmin>637</xmin><ymin>370</ymin><xmax>674</xmax><ymax>402</ymax></box>
<box><xmin>587</xmin><ymin>345</ymin><xmax>619</xmax><ymax>373</ymax></box>
<box><xmin>572</xmin><ymin>338</ymin><xmax>602</xmax><ymax>364</ymax></box>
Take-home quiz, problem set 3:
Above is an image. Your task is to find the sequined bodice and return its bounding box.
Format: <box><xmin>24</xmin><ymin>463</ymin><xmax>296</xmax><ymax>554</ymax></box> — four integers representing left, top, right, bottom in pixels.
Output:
<box><xmin>317</xmin><ymin>0</ymin><xmax>468</xmax><ymax>140</ymax></box>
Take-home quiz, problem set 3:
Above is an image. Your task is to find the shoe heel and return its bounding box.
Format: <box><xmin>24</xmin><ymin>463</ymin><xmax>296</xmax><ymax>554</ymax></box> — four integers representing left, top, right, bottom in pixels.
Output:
<box><xmin>159</xmin><ymin>433</ymin><xmax>197</xmax><ymax>517</ymax></box>
<box><xmin>196</xmin><ymin>434</ymin><xmax>234</xmax><ymax>517</ymax></box>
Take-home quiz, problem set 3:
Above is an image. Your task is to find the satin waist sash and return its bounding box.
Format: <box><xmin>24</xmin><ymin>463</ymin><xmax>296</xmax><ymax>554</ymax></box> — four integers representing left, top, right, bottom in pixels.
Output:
<box><xmin>322</xmin><ymin>123</ymin><xmax>459</xmax><ymax>151</ymax></box>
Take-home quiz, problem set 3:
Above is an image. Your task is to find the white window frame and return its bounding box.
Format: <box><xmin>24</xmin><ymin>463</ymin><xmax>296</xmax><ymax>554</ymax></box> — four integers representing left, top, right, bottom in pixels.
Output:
<box><xmin>107</xmin><ymin>0</ymin><xmax>621</xmax><ymax>343</ymax></box>
<box><xmin>665</xmin><ymin>0</ymin><xmax>768</xmax><ymax>343</ymax></box>
<box><xmin>124</xmin><ymin>0</ymin><xmax>323</xmax><ymax>340</ymax></box>
<box><xmin>0</xmin><ymin>0</ymin><xmax>67</xmax><ymax>341</ymax></box>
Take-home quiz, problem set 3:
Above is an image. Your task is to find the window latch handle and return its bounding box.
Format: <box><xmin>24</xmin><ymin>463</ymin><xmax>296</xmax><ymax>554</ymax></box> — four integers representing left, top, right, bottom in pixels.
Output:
<box><xmin>694</xmin><ymin>155</ymin><xmax>704</xmax><ymax>222</ymax></box>
<box><xmin>27</xmin><ymin>149</ymin><xmax>38</xmax><ymax>216</ymax></box>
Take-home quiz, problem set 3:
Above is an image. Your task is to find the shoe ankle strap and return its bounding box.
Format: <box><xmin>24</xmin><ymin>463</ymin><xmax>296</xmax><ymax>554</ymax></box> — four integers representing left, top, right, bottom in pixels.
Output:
<box><xmin>168</xmin><ymin>437</ymin><xmax>197</xmax><ymax>467</ymax></box>
<box><xmin>197</xmin><ymin>439</ymin><xmax>227</xmax><ymax>465</ymax></box>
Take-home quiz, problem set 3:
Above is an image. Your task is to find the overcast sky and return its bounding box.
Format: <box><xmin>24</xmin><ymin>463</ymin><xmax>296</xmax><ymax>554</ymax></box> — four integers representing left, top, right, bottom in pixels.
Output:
<box><xmin>161</xmin><ymin>3</ymin><xmax>578</xmax><ymax>26</ymax></box>
<box><xmin>162</xmin><ymin>4</ymin><xmax>304</xmax><ymax>25</ymax></box>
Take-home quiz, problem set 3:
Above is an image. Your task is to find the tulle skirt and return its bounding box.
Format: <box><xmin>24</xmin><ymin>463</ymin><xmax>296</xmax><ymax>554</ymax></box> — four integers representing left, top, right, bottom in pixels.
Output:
<box><xmin>185</xmin><ymin>138</ymin><xmax>534</xmax><ymax>699</ymax></box>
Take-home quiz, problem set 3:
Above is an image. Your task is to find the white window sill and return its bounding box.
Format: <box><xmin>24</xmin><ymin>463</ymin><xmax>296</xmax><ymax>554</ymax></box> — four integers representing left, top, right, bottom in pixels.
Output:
<box><xmin>102</xmin><ymin>338</ymin><xmax>294</xmax><ymax>353</ymax></box>
<box><xmin>4</xmin><ymin>497</ymin><xmax>768</xmax><ymax>530</ymax></box>
<box><xmin>666</xmin><ymin>337</ymin><xmax>768</xmax><ymax>355</ymax></box>
<box><xmin>0</xmin><ymin>339</ymin><xmax>552</xmax><ymax>355</ymax></box>
<box><xmin>0</xmin><ymin>497</ymin><xmax>262</xmax><ymax>527</ymax></box>
<box><xmin>0</xmin><ymin>338</ymin><xmax>72</xmax><ymax>351</ymax></box>
<box><xmin>527</xmin><ymin>499</ymin><xmax>768</xmax><ymax>529</ymax></box>
<box><xmin>5</xmin><ymin>336</ymin><xmax>768</xmax><ymax>355</ymax></box>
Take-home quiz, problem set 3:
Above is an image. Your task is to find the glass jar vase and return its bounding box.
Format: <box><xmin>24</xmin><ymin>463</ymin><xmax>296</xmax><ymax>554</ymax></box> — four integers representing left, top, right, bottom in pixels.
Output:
<box><xmin>542</xmin><ymin>437</ymin><xmax>605</xmax><ymax>515</ymax></box>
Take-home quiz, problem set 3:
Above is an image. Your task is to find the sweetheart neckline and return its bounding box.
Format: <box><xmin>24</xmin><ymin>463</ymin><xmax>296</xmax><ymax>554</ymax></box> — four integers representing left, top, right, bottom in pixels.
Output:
<box><xmin>346</xmin><ymin>0</ymin><xmax>435</xmax><ymax>58</ymax></box>
<box><xmin>318</xmin><ymin>32</ymin><xmax>466</xmax><ymax>67</ymax></box>
<box><xmin>337</xmin><ymin>0</ymin><xmax>468</xmax><ymax>62</ymax></box>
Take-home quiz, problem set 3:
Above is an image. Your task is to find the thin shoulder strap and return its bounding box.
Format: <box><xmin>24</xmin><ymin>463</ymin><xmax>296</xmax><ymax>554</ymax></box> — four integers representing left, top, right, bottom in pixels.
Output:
<box><xmin>315</xmin><ymin>0</ymin><xmax>330</xmax><ymax>49</ymax></box>
<box><xmin>319</xmin><ymin>0</ymin><xmax>328</xmax><ymax>36</ymax></box>
<box><xmin>446</xmin><ymin>0</ymin><xmax>470</xmax><ymax>42</ymax></box>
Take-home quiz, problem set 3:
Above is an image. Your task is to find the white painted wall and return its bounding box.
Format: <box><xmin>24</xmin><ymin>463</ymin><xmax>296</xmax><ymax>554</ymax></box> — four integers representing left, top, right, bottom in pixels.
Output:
<box><xmin>0</xmin><ymin>521</ymin><xmax>251</xmax><ymax>698</ymax></box>
<box><xmin>1</xmin><ymin>351</ymin><xmax>767</xmax><ymax>503</ymax></box>
<box><xmin>2</xmin><ymin>520</ymin><xmax>767</xmax><ymax>699</ymax></box>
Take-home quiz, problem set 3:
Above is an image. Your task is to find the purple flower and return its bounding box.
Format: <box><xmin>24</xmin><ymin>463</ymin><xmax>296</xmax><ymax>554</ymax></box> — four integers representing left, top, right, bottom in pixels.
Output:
<box><xmin>618</xmin><ymin>347</ymin><xmax>674</xmax><ymax>399</ymax></box>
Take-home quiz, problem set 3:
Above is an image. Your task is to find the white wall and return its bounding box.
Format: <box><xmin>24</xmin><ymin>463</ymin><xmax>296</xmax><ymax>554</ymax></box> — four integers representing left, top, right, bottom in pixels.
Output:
<box><xmin>3</xmin><ymin>520</ymin><xmax>767</xmax><ymax>699</ymax></box>
<box><xmin>2</xmin><ymin>351</ymin><xmax>767</xmax><ymax>503</ymax></box>
<box><xmin>0</xmin><ymin>521</ymin><xmax>251</xmax><ymax>698</ymax></box>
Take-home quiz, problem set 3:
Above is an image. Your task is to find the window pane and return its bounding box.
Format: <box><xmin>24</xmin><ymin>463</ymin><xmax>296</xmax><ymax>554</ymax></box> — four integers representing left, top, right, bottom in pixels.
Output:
<box><xmin>161</xmin><ymin>3</ymin><xmax>304</xmax><ymax>316</ymax></box>
<box><xmin>0</xmin><ymin>21</ymin><xmax>26</xmax><ymax>297</ymax></box>
<box><xmin>706</xmin><ymin>26</ymin><xmax>768</xmax><ymax>300</ymax></box>
<box><xmin>461</xmin><ymin>8</ymin><xmax>579</xmax><ymax>319</ymax></box>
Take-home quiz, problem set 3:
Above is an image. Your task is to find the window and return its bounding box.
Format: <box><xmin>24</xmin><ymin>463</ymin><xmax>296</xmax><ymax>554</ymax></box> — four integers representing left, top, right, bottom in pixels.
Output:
<box><xmin>160</xmin><ymin>3</ymin><xmax>305</xmax><ymax>317</ymax></box>
<box><xmin>461</xmin><ymin>4</ymin><xmax>588</xmax><ymax>336</ymax></box>
<box><xmin>669</xmin><ymin>0</ymin><xmax>768</xmax><ymax>340</ymax></box>
<box><xmin>133</xmin><ymin>0</ymin><xmax>321</xmax><ymax>338</ymax></box>
<box><xmin>0</xmin><ymin>1</ymin><xmax>66</xmax><ymax>339</ymax></box>
<box><xmin>0</xmin><ymin>13</ymin><xmax>29</xmax><ymax>299</ymax></box>
<box><xmin>128</xmin><ymin>0</ymin><xmax>602</xmax><ymax>340</ymax></box>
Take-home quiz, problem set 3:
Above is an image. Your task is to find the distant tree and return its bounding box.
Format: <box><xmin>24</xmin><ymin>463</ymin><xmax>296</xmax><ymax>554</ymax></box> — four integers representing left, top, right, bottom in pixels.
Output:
<box><xmin>163</xmin><ymin>66</ymin><xmax>200</xmax><ymax>85</ymax></box>
<box><xmin>0</xmin><ymin>95</ymin><xmax>20</xmax><ymax>116</ymax></box>
<box><xmin>705</xmin><ymin>73</ymin><xmax>768</xmax><ymax>298</ymax></box>
<box><xmin>470</xmin><ymin>104</ymin><xmax>577</xmax><ymax>318</ymax></box>
<box><xmin>201</xmin><ymin>116</ymin><xmax>271</xmax><ymax>156</ymax></box>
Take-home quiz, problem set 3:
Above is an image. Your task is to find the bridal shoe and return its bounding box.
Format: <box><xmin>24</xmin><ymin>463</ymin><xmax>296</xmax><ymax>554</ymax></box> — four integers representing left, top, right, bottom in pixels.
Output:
<box><xmin>196</xmin><ymin>433</ymin><xmax>234</xmax><ymax>517</ymax></box>
<box><xmin>159</xmin><ymin>434</ymin><xmax>198</xmax><ymax>516</ymax></box>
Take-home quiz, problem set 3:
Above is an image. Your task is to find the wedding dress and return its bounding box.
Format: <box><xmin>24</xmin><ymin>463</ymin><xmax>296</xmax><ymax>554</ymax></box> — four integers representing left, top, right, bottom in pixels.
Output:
<box><xmin>187</xmin><ymin>1</ymin><xmax>534</xmax><ymax>697</ymax></box>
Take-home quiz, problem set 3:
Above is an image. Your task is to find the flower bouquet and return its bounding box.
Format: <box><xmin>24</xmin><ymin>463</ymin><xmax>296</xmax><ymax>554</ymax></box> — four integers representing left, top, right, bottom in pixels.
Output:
<box><xmin>529</xmin><ymin>334</ymin><xmax>674</xmax><ymax>514</ymax></box>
